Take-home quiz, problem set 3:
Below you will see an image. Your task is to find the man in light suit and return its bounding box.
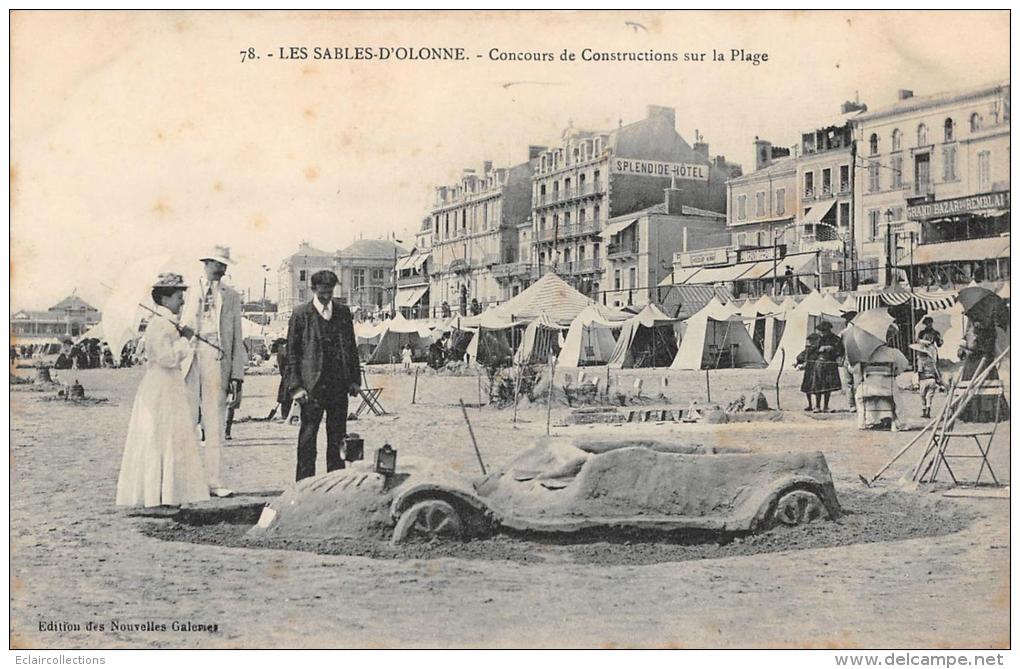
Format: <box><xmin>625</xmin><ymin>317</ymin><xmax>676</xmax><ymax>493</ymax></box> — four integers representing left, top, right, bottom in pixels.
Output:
<box><xmin>181</xmin><ymin>245</ymin><xmax>246</xmax><ymax>497</ymax></box>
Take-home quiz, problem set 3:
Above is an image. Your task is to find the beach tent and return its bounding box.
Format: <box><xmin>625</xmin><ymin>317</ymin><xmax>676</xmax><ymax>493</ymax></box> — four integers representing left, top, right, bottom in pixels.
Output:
<box><xmin>559</xmin><ymin>303</ymin><xmax>631</xmax><ymax>367</ymax></box>
<box><xmin>366</xmin><ymin>313</ymin><xmax>431</xmax><ymax>364</ymax></box>
<box><xmin>514</xmin><ymin>312</ymin><xmax>561</xmax><ymax>365</ymax></box>
<box><xmin>466</xmin><ymin>309</ymin><xmax>528</xmax><ymax>367</ymax></box>
<box><xmin>766</xmin><ymin>291</ymin><xmax>846</xmax><ymax>370</ymax></box>
<box><xmin>607</xmin><ymin>304</ymin><xmax>678</xmax><ymax>368</ymax></box>
<box><xmin>670</xmin><ymin>300</ymin><xmax>766</xmax><ymax>370</ymax></box>
<box><xmin>487</xmin><ymin>272</ymin><xmax>598</xmax><ymax>327</ymax></box>
<box><xmin>354</xmin><ymin>321</ymin><xmax>384</xmax><ymax>360</ymax></box>
<box><xmin>737</xmin><ymin>294</ymin><xmax>787</xmax><ymax>362</ymax></box>
<box><xmin>241</xmin><ymin>316</ymin><xmax>266</xmax><ymax>339</ymax></box>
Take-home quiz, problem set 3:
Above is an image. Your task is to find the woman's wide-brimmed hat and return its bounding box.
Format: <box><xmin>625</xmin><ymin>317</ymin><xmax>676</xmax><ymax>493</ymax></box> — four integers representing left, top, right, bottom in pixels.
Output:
<box><xmin>153</xmin><ymin>272</ymin><xmax>188</xmax><ymax>289</ymax></box>
<box><xmin>199</xmin><ymin>245</ymin><xmax>234</xmax><ymax>265</ymax></box>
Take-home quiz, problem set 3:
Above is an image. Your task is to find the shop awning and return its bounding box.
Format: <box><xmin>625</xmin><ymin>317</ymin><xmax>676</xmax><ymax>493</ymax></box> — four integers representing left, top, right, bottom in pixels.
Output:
<box><xmin>661</xmin><ymin>266</ymin><xmax>704</xmax><ymax>285</ymax></box>
<box><xmin>600</xmin><ymin>218</ymin><xmax>637</xmax><ymax>239</ymax></box>
<box><xmin>683</xmin><ymin>262</ymin><xmax>754</xmax><ymax>284</ymax></box>
<box><xmin>910</xmin><ymin>236</ymin><xmax>1010</xmax><ymax>266</ymax></box>
<box><xmin>741</xmin><ymin>251</ymin><xmax>819</xmax><ymax>280</ymax></box>
<box><xmin>395</xmin><ymin>286</ymin><xmax>429</xmax><ymax>309</ymax></box>
<box><xmin>395</xmin><ymin>252</ymin><xmax>431</xmax><ymax>272</ymax></box>
<box><xmin>802</xmin><ymin>200</ymin><xmax>836</xmax><ymax>225</ymax></box>
<box><xmin>856</xmin><ymin>289</ymin><xmax>958</xmax><ymax>312</ymax></box>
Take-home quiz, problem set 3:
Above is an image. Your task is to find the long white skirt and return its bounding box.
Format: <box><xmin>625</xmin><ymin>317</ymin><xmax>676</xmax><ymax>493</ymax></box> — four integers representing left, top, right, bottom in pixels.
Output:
<box><xmin>116</xmin><ymin>364</ymin><xmax>210</xmax><ymax>507</ymax></box>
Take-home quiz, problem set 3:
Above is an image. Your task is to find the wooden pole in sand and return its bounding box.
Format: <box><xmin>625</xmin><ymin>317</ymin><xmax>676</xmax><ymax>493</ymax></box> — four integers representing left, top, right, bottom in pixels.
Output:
<box><xmin>411</xmin><ymin>367</ymin><xmax>419</xmax><ymax>404</ymax></box>
<box><xmin>546</xmin><ymin>356</ymin><xmax>555</xmax><ymax>435</ymax></box>
<box><xmin>477</xmin><ymin>372</ymin><xmax>482</xmax><ymax>409</ymax></box>
<box><xmin>705</xmin><ymin>368</ymin><xmax>712</xmax><ymax>403</ymax></box>
<box><xmin>774</xmin><ymin>349</ymin><xmax>785</xmax><ymax>411</ymax></box>
<box><xmin>512</xmin><ymin>361</ymin><xmax>523</xmax><ymax>424</ymax></box>
<box><xmin>459</xmin><ymin>399</ymin><xmax>487</xmax><ymax>475</ymax></box>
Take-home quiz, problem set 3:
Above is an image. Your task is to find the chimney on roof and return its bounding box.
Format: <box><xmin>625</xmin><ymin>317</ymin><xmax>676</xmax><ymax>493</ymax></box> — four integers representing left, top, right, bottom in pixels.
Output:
<box><xmin>482</xmin><ymin>160</ymin><xmax>493</xmax><ymax>175</ymax></box>
<box><xmin>646</xmin><ymin>105</ymin><xmax>676</xmax><ymax>128</ymax></box>
<box><xmin>528</xmin><ymin>145</ymin><xmax>547</xmax><ymax>160</ymax></box>
<box><xmin>693</xmin><ymin>130</ymin><xmax>709</xmax><ymax>158</ymax></box>
<box><xmin>753</xmin><ymin>137</ymin><xmax>773</xmax><ymax>171</ymax></box>
<box><xmin>664</xmin><ymin>176</ymin><xmax>684</xmax><ymax>215</ymax></box>
<box><xmin>840</xmin><ymin>99</ymin><xmax>868</xmax><ymax>114</ymax></box>
<box><xmin>897</xmin><ymin>89</ymin><xmax>914</xmax><ymax>101</ymax></box>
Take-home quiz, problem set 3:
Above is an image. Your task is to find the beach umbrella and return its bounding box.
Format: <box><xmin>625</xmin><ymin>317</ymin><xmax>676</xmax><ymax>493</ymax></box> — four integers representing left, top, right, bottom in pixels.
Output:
<box><xmin>867</xmin><ymin>345</ymin><xmax>911</xmax><ymax>374</ymax></box>
<box><xmin>100</xmin><ymin>254</ymin><xmax>205</xmax><ymax>357</ymax></box>
<box><xmin>957</xmin><ymin>286</ymin><xmax>1008</xmax><ymax>326</ymax></box>
<box><xmin>841</xmin><ymin>309</ymin><xmax>895</xmax><ymax>364</ymax></box>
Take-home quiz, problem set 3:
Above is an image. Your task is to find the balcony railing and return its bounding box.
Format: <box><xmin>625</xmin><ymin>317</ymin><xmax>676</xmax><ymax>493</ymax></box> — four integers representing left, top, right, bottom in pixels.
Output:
<box><xmin>396</xmin><ymin>273</ymin><xmax>428</xmax><ymax>287</ymax></box>
<box><xmin>536</xmin><ymin>218</ymin><xmax>605</xmax><ymax>242</ymax></box>
<box><xmin>802</xmin><ymin>187</ymin><xmax>815</xmax><ymax>200</ymax></box>
<box><xmin>821</xmin><ymin>183</ymin><xmax>832</xmax><ymax>197</ymax></box>
<box><xmin>492</xmin><ymin>262</ymin><xmax>532</xmax><ymax>280</ymax></box>
<box><xmin>535</xmin><ymin>182</ymin><xmax>605</xmax><ymax>208</ymax></box>
<box><xmin>448</xmin><ymin>258</ymin><xmax>469</xmax><ymax>273</ymax></box>
<box><xmin>839</xmin><ymin>181</ymin><xmax>850</xmax><ymax>194</ymax></box>
<box><xmin>607</xmin><ymin>241</ymin><xmax>639</xmax><ymax>258</ymax></box>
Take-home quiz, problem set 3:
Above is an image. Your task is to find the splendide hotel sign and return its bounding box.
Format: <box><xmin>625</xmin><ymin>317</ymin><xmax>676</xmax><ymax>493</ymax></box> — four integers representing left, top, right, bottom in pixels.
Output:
<box><xmin>612</xmin><ymin>158</ymin><xmax>709</xmax><ymax>181</ymax></box>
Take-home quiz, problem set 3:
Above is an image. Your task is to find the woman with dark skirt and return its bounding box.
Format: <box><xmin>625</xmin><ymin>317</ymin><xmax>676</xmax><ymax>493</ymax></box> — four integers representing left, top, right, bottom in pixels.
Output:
<box><xmin>811</xmin><ymin>321</ymin><xmax>845</xmax><ymax>413</ymax></box>
<box><xmin>796</xmin><ymin>332</ymin><xmax>821</xmax><ymax>412</ymax></box>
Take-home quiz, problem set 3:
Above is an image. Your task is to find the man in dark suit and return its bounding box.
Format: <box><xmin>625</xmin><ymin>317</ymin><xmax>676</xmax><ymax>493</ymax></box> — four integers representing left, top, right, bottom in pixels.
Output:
<box><xmin>285</xmin><ymin>270</ymin><xmax>361</xmax><ymax>481</ymax></box>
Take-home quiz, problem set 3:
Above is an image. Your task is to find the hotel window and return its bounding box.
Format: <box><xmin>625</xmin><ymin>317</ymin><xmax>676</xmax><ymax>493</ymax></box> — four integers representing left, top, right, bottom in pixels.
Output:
<box><xmin>804</xmin><ymin>171</ymin><xmax>814</xmax><ymax>197</ymax></box>
<box><xmin>917</xmin><ymin>123</ymin><xmax>928</xmax><ymax>146</ymax></box>
<box><xmin>970</xmin><ymin>112</ymin><xmax>983</xmax><ymax>132</ymax></box>
<box><xmin>942</xmin><ymin>145</ymin><xmax>957</xmax><ymax>181</ymax></box>
<box><xmin>737</xmin><ymin>194</ymin><xmax>747</xmax><ymax>220</ymax></box>
<box><xmin>593</xmin><ymin>170</ymin><xmax>601</xmax><ymax>191</ymax></box>
<box><xmin>776</xmin><ymin>189</ymin><xmax>786</xmax><ymax>216</ymax></box>
<box><xmin>371</xmin><ymin>268</ymin><xmax>385</xmax><ymax>283</ymax></box>
<box><xmin>299</xmin><ymin>270</ymin><xmax>307</xmax><ymax>282</ymax></box>
<box><xmin>629</xmin><ymin>267</ymin><xmax>637</xmax><ymax>290</ymax></box>
<box><xmin>868</xmin><ymin>161</ymin><xmax>880</xmax><ymax>192</ymax></box>
<box><xmin>822</xmin><ymin>168</ymin><xmax>832</xmax><ymax>195</ymax></box>
<box><xmin>594</xmin><ymin>204</ymin><xmax>601</xmax><ymax>223</ymax></box>
<box><xmin>540</xmin><ymin>216</ymin><xmax>546</xmax><ymax>230</ymax></box>
<box><xmin>614</xmin><ymin>269</ymin><xmax>622</xmax><ymax>291</ymax></box>
<box><xmin>868</xmin><ymin>133</ymin><xmax>879</xmax><ymax>155</ymax></box>
<box><xmin>891</xmin><ymin>156</ymin><xmax>903</xmax><ymax>188</ymax></box>
<box><xmin>839</xmin><ymin>202</ymin><xmax>850</xmax><ymax>228</ymax></box>
<box><xmin>552</xmin><ymin>214</ymin><xmax>559</xmax><ymax>231</ymax></box>
<box><xmin>564</xmin><ymin>211</ymin><xmax>571</xmax><ymax>227</ymax></box>
<box><xmin>867</xmin><ymin>210</ymin><xmax>880</xmax><ymax>241</ymax></box>
<box><xmin>891</xmin><ymin>129</ymin><xmax>902</xmax><ymax>152</ymax></box>
<box><xmin>978</xmin><ymin>151</ymin><xmax>991</xmax><ymax>191</ymax></box>
<box><xmin>755</xmin><ymin>191</ymin><xmax>765</xmax><ymax>217</ymax></box>
<box><xmin>839</xmin><ymin>165</ymin><xmax>850</xmax><ymax>192</ymax></box>
<box><xmin>352</xmin><ymin>269</ymin><xmax>365</xmax><ymax>290</ymax></box>
<box><xmin>578</xmin><ymin>208</ymin><xmax>586</xmax><ymax>224</ymax></box>
<box><xmin>943</xmin><ymin>118</ymin><xmax>954</xmax><ymax>142</ymax></box>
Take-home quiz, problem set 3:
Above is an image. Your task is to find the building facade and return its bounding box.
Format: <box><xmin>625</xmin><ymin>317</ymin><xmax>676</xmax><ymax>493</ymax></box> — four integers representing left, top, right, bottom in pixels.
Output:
<box><xmin>11</xmin><ymin>294</ymin><xmax>101</xmax><ymax>340</ymax></box>
<box><xmin>426</xmin><ymin>157</ymin><xmax>535</xmax><ymax>317</ymax></box>
<box><xmin>603</xmin><ymin>182</ymin><xmax>729</xmax><ymax>308</ymax></box>
<box><xmin>276</xmin><ymin>242</ymin><xmax>337</xmax><ymax>320</ymax></box>
<box><xmin>337</xmin><ymin>238</ymin><xmax>408</xmax><ymax>315</ymax></box>
<box><xmin>394</xmin><ymin>246</ymin><xmax>432</xmax><ymax>319</ymax></box>
<box><xmin>854</xmin><ymin>82</ymin><xmax>1010</xmax><ymax>288</ymax></box>
<box><xmin>531</xmin><ymin>106</ymin><xmax>740</xmax><ymax>302</ymax></box>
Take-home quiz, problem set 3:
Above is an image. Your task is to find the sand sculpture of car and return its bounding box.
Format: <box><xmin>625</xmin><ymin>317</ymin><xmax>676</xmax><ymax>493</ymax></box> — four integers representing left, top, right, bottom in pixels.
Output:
<box><xmin>250</xmin><ymin>438</ymin><xmax>841</xmax><ymax>545</ymax></box>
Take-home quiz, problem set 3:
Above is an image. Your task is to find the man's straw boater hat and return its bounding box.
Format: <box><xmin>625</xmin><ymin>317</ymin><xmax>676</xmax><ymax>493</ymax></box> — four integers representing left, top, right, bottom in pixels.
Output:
<box><xmin>199</xmin><ymin>245</ymin><xmax>234</xmax><ymax>265</ymax></box>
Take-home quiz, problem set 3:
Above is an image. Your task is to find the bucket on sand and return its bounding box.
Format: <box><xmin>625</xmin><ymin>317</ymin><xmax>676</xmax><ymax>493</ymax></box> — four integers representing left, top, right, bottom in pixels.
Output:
<box><xmin>342</xmin><ymin>433</ymin><xmax>365</xmax><ymax>462</ymax></box>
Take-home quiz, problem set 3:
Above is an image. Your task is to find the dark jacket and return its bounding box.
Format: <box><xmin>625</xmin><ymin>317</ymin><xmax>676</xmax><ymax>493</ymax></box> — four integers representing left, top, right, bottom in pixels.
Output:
<box><xmin>285</xmin><ymin>299</ymin><xmax>361</xmax><ymax>395</ymax></box>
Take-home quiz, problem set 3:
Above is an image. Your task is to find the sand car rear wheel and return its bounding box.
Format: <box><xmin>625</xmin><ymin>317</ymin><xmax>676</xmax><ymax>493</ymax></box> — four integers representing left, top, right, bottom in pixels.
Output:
<box><xmin>392</xmin><ymin>499</ymin><xmax>465</xmax><ymax>544</ymax></box>
<box><xmin>772</xmin><ymin>489</ymin><xmax>829</xmax><ymax>526</ymax></box>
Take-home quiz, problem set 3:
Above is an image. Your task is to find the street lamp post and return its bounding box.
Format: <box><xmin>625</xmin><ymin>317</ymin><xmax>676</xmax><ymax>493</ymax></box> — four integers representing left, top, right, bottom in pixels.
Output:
<box><xmin>260</xmin><ymin>264</ymin><xmax>270</xmax><ymax>335</ymax></box>
<box><xmin>884</xmin><ymin>208</ymin><xmax>896</xmax><ymax>287</ymax></box>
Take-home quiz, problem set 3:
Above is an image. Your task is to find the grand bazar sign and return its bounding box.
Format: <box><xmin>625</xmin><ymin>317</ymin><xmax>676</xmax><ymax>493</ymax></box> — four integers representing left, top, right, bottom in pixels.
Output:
<box><xmin>612</xmin><ymin>158</ymin><xmax>709</xmax><ymax>180</ymax></box>
<box><xmin>907</xmin><ymin>191</ymin><xmax>1009</xmax><ymax>220</ymax></box>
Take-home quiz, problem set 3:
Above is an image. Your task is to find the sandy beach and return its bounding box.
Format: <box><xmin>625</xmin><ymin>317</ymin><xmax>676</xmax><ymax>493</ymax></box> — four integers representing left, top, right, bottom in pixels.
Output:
<box><xmin>9</xmin><ymin>363</ymin><xmax>1009</xmax><ymax>649</ymax></box>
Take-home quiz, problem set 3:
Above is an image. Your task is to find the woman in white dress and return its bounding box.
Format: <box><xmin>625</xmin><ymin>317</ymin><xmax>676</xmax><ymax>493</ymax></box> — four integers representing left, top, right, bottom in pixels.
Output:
<box><xmin>116</xmin><ymin>273</ymin><xmax>209</xmax><ymax>509</ymax></box>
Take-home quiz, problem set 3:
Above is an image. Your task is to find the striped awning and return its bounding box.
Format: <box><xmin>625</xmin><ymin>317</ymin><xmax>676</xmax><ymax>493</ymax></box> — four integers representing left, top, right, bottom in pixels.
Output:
<box><xmin>856</xmin><ymin>289</ymin><xmax>957</xmax><ymax>312</ymax></box>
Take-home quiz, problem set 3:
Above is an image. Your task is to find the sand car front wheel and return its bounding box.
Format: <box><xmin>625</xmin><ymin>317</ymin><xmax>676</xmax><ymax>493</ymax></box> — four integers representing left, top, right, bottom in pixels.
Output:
<box><xmin>392</xmin><ymin>499</ymin><xmax>465</xmax><ymax>544</ymax></box>
<box><xmin>772</xmin><ymin>489</ymin><xmax>829</xmax><ymax>526</ymax></box>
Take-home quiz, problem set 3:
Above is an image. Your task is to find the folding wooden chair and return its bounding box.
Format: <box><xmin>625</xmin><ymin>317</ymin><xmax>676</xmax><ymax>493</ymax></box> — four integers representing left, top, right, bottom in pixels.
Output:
<box><xmin>354</xmin><ymin>369</ymin><xmax>388</xmax><ymax>417</ymax></box>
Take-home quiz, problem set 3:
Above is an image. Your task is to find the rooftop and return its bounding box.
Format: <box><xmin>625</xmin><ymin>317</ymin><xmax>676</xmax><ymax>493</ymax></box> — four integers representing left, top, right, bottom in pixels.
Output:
<box><xmin>854</xmin><ymin>80</ymin><xmax>1009</xmax><ymax>123</ymax></box>
<box><xmin>340</xmin><ymin>238</ymin><xmax>409</xmax><ymax>260</ymax></box>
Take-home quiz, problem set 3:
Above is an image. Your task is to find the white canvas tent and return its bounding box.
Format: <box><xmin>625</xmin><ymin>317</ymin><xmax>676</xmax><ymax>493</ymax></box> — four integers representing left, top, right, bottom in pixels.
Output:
<box><xmin>766</xmin><ymin>291</ymin><xmax>846</xmax><ymax>370</ymax></box>
<box><xmin>559</xmin><ymin>303</ymin><xmax>631</xmax><ymax>367</ymax></box>
<box><xmin>737</xmin><ymin>294</ymin><xmax>788</xmax><ymax>362</ymax></box>
<box><xmin>514</xmin><ymin>312</ymin><xmax>561</xmax><ymax>365</ymax></box>
<box><xmin>485</xmin><ymin>272</ymin><xmax>597</xmax><ymax>327</ymax></box>
<box><xmin>366</xmin><ymin>313</ymin><xmax>432</xmax><ymax>364</ymax></box>
<box><xmin>606</xmin><ymin>304</ymin><xmax>678</xmax><ymax>368</ymax></box>
<box><xmin>466</xmin><ymin>309</ymin><xmax>527</xmax><ymax>366</ymax></box>
<box><xmin>670</xmin><ymin>299</ymin><xmax>766</xmax><ymax>370</ymax></box>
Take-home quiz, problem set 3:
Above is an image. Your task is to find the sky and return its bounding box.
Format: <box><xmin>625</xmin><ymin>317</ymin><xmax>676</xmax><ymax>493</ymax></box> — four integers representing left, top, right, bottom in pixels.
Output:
<box><xmin>10</xmin><ymin>10</ymin><xmax>1009</xmax><ymax>311</ymax></box>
